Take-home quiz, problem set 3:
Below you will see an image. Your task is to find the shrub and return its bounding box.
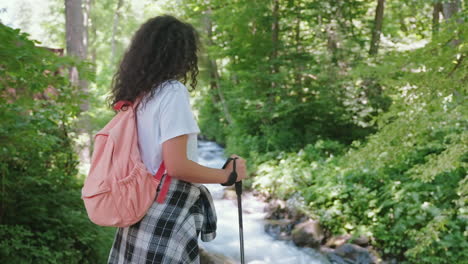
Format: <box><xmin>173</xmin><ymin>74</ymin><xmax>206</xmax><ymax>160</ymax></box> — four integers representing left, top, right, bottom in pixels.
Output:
<box><xmin>0</xmin><ymin>24</ymin><xmax>114</xmax><ymax>263</ymax></box>
<box><xmin>252</xmin><ymin>20</ymin><xmax>467</xmax><ymax>263</ymax></box>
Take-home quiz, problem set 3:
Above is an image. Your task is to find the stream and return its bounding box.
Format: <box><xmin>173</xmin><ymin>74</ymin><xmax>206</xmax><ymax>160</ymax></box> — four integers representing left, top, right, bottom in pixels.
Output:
<box><xmin>197</xmin><ymin>140</ymin><xmax>329</xmax><ymax>264</ymax></box>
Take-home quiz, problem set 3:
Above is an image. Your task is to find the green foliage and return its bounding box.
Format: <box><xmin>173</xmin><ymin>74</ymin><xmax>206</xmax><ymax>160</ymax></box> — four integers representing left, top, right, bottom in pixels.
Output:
<box><xmin>0</xmin><ymin>23</ymin><xmax>113</xmax><ymax>263</ymax></box>
<box><xmin>250</xmin><ymin>18</ymin><xmax>467</xmax><ymax>263</ymax></box>
<box><xmin>253</xmin><ymin>139</ymin><xmax>345</xmax><ymax>199</ymax></box>
<box><xmin>16</xmin><ymin>1</ymin><xmax>466</xmax><ymax>263</ymax></box>
<box><xmin>174</xmin><ymin>3</ymin><xmax>467</xmax><ymax>262</ymax></box>
<box><xmin>196</xmin><ymin>93</ymin><xmax>227</xmax><ymax>144</ymax></box>
<box><xmin>180</xmin><ymin>0</ymin><xmax>391</xmax><ymax>157</ymax></box>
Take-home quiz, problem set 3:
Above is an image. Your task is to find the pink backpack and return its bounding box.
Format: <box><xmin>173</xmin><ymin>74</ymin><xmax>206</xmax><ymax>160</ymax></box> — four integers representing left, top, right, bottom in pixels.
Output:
<box><xmin>81</xmin><ymin>95</ymin><xmax>172</xmax><ymax>227</ymax></box>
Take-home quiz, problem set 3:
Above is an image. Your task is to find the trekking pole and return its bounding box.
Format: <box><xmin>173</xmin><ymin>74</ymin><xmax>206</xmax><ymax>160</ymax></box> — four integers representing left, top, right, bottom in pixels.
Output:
<box><xmin>221</xmin><ymin>157</ymin><xmax>245</xmax><ymax>264</ymax></box>
<box><xmin>235</xmin><ymin>180</ymin><xmax>245</xmax><ymax>264</ymax></box>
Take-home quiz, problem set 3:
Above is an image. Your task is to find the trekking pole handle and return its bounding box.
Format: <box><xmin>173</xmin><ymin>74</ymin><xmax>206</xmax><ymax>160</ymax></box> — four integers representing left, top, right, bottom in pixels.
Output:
<box><xmin>235</xmin><ymin>181</ymin><xmax>242</xmax><ymax>195</ymax></box>
<box><xmin>221</xmin><ymin>157</ymin><xmax>238</xmax><ymax>186</ymax></box>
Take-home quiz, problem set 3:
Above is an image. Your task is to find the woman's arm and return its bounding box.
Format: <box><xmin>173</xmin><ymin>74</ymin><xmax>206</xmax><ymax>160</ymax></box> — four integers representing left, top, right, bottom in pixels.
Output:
<box><xmin>162</xmin><ymin>134</ymin><xmax>237</xmax><ymax>184</ymax></box>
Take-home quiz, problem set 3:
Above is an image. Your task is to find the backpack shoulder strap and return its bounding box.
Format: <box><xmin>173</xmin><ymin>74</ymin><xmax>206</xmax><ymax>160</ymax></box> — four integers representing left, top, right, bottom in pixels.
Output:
<box><xmin>113</xmin><ymin>94</ymin><xmax>145</xmax><ymax>111</ymax></box>
<box><xmin>155</xmin><ymin>161</ymin><xmax>172</xmax><ymax>204</ymax></box>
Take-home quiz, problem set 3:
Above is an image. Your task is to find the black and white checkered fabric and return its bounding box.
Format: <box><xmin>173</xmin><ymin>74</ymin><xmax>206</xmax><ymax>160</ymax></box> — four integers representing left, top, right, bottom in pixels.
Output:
<box><xmin>107</xmin><ymin>177</ymin><xmax>217</xmax><ymax>264</ymax></box>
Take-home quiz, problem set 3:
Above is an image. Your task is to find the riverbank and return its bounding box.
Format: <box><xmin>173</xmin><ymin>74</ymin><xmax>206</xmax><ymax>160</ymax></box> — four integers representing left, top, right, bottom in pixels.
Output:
<box><xmin>252</xmin><ymin>189</ymin><xmax>393</xmax><ymax>264</ymax></box>
<box><xmin>199</xmin><ymin>138</ymin><xmax>382</xmax><ymax>264</ymax></box>
<box><xmin>198</xmin><ymin>140</ymin><xmax>330</xmax><ymax>263</ymax></box>
<box><xmin>199</xmin><ymin>135</ymin><xmax>466</xmax><ymax>264</ymax></box>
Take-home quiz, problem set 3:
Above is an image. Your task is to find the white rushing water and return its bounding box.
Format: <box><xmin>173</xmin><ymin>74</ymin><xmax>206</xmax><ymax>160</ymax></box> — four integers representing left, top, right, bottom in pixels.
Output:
<box><xmin>197</xmin><ymin>140</ymin><xmax>330</xmax><ymax>264</ymax></box>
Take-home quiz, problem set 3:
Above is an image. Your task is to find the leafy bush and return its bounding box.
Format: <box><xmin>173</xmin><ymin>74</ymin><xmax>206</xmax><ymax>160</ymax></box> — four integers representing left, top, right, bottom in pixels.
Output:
<box><xmin>196</xmin><ymin>92</ymin><xmax>227</xmax><ymax>144</ymax></box>
<box><xmin>253</xmin><ymin>139</ymin><xmax>345</xmax><ymax>199</ymax></box>
<box><xmin>252</xmin><ymin>20</ymin><xmax>467</xmax><ymax>263</ymax></box>
<box><xmin>0</xmin><ymin>24</ymin><xmax>114</xmax><ymax>263</ymax></box>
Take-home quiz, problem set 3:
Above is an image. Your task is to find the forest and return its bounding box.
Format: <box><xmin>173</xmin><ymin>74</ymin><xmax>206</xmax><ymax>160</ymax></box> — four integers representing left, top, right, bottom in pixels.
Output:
<box><xmin>1</xmin><ymin>0</ymin><xmax>466</xmax><ymax>263</ymax></box>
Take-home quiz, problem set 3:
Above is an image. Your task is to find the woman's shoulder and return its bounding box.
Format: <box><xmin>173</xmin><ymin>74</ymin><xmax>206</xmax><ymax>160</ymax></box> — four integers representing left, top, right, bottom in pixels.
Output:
<box><xmin>159</xmin><ymin>79</ymin><xmax>188</xmax><ymax>94</ymax></box>
<box><xmin>142</xmin><ymin>80</ymin><xmax>187</xmax><ymax>104</ymax></box>
<box><xmin>139</xmin><ymin>80</ymin><xmax>189</xmax><ymax>111</ymax></box>
<box><xmin>157</xmin><ymin>80</ymin><xmax>190</xmax><ymax>106</ymax></box>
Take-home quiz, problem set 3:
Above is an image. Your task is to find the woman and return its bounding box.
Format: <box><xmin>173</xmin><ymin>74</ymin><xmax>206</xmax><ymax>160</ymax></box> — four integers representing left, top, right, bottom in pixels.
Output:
<box><xmin>107</xmin><ymin>15</ymin><xmax>247</xmax><ymax>264</ymax></box>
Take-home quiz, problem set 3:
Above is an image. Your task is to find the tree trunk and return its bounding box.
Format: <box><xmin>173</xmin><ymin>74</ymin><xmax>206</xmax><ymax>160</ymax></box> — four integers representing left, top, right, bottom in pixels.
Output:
<box><xmin>369</xmin><ymin>0</ymin><xmax>385</xmax><ymax>56</ymax></box>
<box><xmin>294</xmin><ymin>9</ymin><xmax>302</xmax><ymax>87</ymax></box>
<box><xmin>432</xmin><ymin>2</ymin><xmax>443</xmax><ymax>36</ymax></box>
<box><xmin>65</xmin><ymin>0</ymin><xmax>88</xmax><ymax>111</ymax></box>
<box><xmin>65</xmin><ymin>0</ymin><xmax>87</xmax><ymax>70</ymax></box>
<box><xmin>442</xmin><ymin>0</ymin><xmax>462</xmax><ymax>46</ymax></box>
<box><xmin>326</xmin><ymin>21</ymin><xmax>338</xmax><ymax>64</ymax></box>
<box><xmin>204</xmin><ymin>9</ymin><xmax>233</xmax><ymax>125</ymax></box>
<box><xmin>263</xmin><ymin>0</ymin><xmax>280</xmax><ymax>123</ymax></box>
<box><xmin>65</xmin><ymin>0</ymin><xmax>91</xmax><ymax>162</ymax></box>
<box><xmin>84</xmin><ymin>0</ymin><xmax>96</xmax><ymax>64</ymax></box>
<box><xmin>83</xmin><ymin>0</ymin><xmax>91</xmax><ymax>52</ymax></box>
<box><xmin>265</xmin><ymin>0</ymin><xmax>280</xmax><ymax>119</ymax></box>
<box><xmin>112</xmin><ymin>0</ymin><xmax>124</xmax><ymax>64</ymax></box>
<box><xmin>271</xmin><ymin>0</ymin><xmax>280</xmax><ymax>89</ymax></box>
<box><xmin>442</xmin><ymin>0</ymin><xmax>461</xmax><ymax>21</ymax></box>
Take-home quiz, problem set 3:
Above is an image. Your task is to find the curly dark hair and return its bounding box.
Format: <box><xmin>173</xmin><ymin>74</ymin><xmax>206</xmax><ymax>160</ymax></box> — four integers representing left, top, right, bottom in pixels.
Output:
<box><xmin>108</xmin><ymin>15</ymin><xmax>200</xmax><ymax>110</ymax></box>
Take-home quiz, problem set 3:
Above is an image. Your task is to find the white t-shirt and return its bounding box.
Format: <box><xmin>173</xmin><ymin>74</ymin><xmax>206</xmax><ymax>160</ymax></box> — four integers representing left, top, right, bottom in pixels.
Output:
<box><xmin>136</xmin><ymin>80</ymin><xmax>200</xmax><ymax>178</ymax></box>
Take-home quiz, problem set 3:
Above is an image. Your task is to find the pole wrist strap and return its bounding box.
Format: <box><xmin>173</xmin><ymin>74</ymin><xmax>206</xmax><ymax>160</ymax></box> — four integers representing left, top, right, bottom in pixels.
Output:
<box><xmin>221</xmin><ymin>157</ymin><xmax>238</xmax><ymax>186</ymax></box>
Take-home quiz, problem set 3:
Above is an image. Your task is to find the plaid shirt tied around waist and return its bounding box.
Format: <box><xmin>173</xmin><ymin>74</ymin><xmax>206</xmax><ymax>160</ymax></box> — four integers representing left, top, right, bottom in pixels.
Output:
<box><xmin>192</xmin><ymin>181</ymin><xmax>217</xmax><ymax>242</ymax></box>
<box><xmin>108</xmin><ymin>177</ymin><xmax>217</xmax><ymax>264</ymax></box>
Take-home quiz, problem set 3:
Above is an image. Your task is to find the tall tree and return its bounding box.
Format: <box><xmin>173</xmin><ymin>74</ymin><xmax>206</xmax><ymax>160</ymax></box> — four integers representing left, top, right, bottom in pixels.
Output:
<box><xmin>84</xmin><ymin>0</ymin><xmax>95</xmax><ymax>64</ymax></box>
<box><xmin>269</xmin><ymin>0</ymin><xmax>280</xmax><ymax>108</ymax></box>
<box><xmin>65</xmin><ymin>0</ymin><xmax>91</xmax><ymax>163</ymax></box>
<box><xmin>203</xmin><ymin>8</ymin><xmax>233</xmax><ymax>125</ymax></box>
<box><xmin>293</xmin><ymin>0</ymin><xmax>302</xmax><ymax>87</ymax></box>
<box><xmin>271</xmin><ymin>0</ymin><xmax>280</xmax><ymax>87</ymax></box>
<box><xmin>432</xmin><ymin>1</ymin><xmax>443</xmax><ymax>36</ymax></box>
<box><xmin>326</xmin><ymin>20</ymin><xmax>339</xmax><ymax>63</ymax></box>
<box><xmin>111</xmin><ymin>0</ymin><xmax>124</xmax><ymax>64</ymax></box>
<box><xmin>65</xmin><ymin>0</ymin><xmax>88</xmax><ymax>112</ymax></box>
<box><xmin>442</xmin><ymin>0</ymin><xmax>461</xmax><ymax>21</ymax></box>
<box><xmin>442</xmin><ymin>0</ymin><xmax>462</xmax><ymax>46</ymax></box>
<box><xmin>369</xmin><ymin>0</ymin><xmax>385</xmax><ymax>55</ymax></box>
